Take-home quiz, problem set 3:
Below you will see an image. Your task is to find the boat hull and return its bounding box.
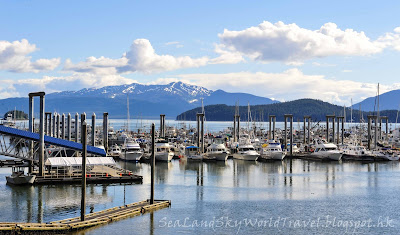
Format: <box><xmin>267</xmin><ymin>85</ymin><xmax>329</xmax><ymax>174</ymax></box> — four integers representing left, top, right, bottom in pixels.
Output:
<box><xmin>155</xmin><ymin>152</ymin><xmax>174</xmax><ymax>162</ymax></box>
<box><xmin>259</xmin><ymin>152</ymin><xmax>286</xmax><ymax>161</ymax></box>
<box><xmin>204</xmin><ymin>153</ymin><xmax>228</xmax><ymax>161</ymax></box>
<box><xmin>119</xmin><ymin>152</ymin><xmax>143</xmax><ymax>161</ymax></box>
<box><xmin>6</xmin><ymin>175</ymin><xmax>36</xmax><ymax>185</ymax></box>
<box><xmin>311</xmin><ymin>152</ymin><xmax>342</xmax><ymax>161</ymax></box>
<box><xmin>233</xmin><ymin>153</ymin><xmax>259</xmax><ymax>161</ymax></box>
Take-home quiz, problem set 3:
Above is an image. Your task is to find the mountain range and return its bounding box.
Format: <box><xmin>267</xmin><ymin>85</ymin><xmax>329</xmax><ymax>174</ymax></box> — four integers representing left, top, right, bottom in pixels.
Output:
<box><xmin>1</xmin><ymin>81</ymin><xmax>399</xmax><ymax>120</ymax></box>
<box><xmin>177</xmin><ymin>99</ymin><xmax>400</xmax><ymax>122</ymax></box>
<box><xmin>0</xmin><ymin>82</ymin><xmax>277</xmax><ymax>118</ymax></box>
<box><xmin>352</xmin><ymin>89</ymin><xmax>400</xmax><ymax>111</ymax></box>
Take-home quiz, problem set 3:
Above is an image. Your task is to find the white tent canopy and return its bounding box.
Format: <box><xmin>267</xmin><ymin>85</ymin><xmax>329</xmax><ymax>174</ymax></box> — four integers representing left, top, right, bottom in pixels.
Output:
<box><xmin>45</xmin><ymin>157</ymin><xmax>116</xmax><ymax>167</ymax></box>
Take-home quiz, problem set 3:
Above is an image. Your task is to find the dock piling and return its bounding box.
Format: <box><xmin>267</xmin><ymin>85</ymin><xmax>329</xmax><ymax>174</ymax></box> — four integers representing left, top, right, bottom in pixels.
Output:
<box><xmin>150</xmin><ymin>123</ymin><xmax>155</xmax><ymax>205</ymax></box>
<box><xmin>29</xmin><ymin>92</ymin><xmax>45</xmax><ymax>176</ymax></box>
<box><xmin>56</xmin><ymin>114</ymin><xmax>60</xmax><ymax>138</ymax></box>
<box><xmin>75</xmin><ymin>113</ymin><xmax>79</xmax><ymax>142</ymax></box>
<box><xmin>67</xmin><ymin>113</ymin><xmax>71</xmax><ymax>141</ymax></box>
<box><xmin>92</xmin><ymin>113</ymin><xmax>96</xmax><ymax>146</ymax></box>
<box><xmin>103</xmin><ymin>112</ymin><xmax>108</xmax><ymax>153</ymax></box>
<box><xmin>53</xmin><ymin>113</ymin><xmax>56</xmax><ymax>138</ymax></box>
<box><xmin>61</xmin><ymin>113</ymin><xmax>65</xmax><ymax>139</ymax></box>
<box><xmin>160</xmin><ymin>114</ymin><xmax>165</xmax><ymax>138</ymax></box>
<box><xmin>81</xmin><ymin>121</ymin><xmax>87</xmax><ymax>221</ymax></box>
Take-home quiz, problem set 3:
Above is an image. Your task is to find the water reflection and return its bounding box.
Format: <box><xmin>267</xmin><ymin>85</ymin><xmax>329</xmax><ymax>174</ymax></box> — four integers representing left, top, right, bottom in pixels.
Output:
<box><xmin>1</xmin><ymin>158</ymin><xmax>400</xmax><ymax>230</ymax></box>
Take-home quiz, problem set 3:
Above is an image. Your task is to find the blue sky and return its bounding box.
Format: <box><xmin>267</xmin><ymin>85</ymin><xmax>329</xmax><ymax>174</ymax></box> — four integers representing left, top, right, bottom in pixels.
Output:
<box><xmin>1</xmin><ymin>0</ymin><xmax>400</xmax><ymax>105</ymax></box>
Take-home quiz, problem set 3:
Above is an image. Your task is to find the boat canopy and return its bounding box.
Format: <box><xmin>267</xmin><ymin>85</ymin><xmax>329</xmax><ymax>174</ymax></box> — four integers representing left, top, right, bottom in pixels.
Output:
<box><xmin>45</xmin><ymin>157</ymin><xmax>116</xmax><ymax>167</ymax></box>
<box><xmin>186</xmin><ymin>146</ymin><xmax>199</xmax><ymax>149</ymax></box>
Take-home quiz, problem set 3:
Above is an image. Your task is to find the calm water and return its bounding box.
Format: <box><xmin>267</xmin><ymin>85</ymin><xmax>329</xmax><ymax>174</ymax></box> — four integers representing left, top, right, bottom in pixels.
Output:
<box><xmin>16</xmin><ymin>118</ymin><xmax>396</xmax><ymax>133</ymax></box>
<box><xmin>1</xmin><ymin>157</ymin><xmax>400</xmax><ymax>234</ymax></box>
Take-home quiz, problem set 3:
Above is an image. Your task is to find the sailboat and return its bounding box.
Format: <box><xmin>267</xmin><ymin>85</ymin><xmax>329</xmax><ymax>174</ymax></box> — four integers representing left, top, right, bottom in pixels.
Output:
<box><xmin>232</xmin><ymin>103</ymin><xmax>260</xmax><ymax>161</ymax></box>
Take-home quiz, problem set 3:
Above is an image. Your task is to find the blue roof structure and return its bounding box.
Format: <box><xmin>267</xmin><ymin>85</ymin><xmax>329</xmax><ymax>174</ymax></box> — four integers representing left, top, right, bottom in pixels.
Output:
<box><xmin>0</xmin><ymin>125</ymin><xmax>106</xmax><ymax>156</ymax></box>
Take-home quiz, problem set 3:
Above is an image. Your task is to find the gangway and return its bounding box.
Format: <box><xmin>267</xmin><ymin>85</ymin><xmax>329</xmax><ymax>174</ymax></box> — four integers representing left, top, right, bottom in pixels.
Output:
<box><xmin>0</xmin><ymin>125</ymin><xmax>106</xmax><ymax>160</ymax></box>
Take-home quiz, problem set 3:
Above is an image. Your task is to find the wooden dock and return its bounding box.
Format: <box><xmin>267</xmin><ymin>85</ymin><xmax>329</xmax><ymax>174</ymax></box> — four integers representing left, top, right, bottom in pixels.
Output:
<box><xmin>34</xmin><ymin>174</ymin><xmax>143</xmax><ymax>185</ymax></box>
<box><xmin>0</xmin><ymin>199</ymin><xmax>170</xmax><ymax>233</ymax></box>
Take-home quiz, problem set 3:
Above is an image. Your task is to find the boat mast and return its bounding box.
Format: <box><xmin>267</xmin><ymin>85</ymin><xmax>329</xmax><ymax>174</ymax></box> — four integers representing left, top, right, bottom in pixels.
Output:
<box><xmin>127</xmin><ymin>93</ymin><xmax>130</xmax><ymax>133</ymax></box>
<box><xmin>396</xmin><ymin>104</ymin><xmax>400</xmax><ymax>129</ymax></box>
<box><xmin>359</xmin><ymin>104</ymin><xmax>362</xmax><ymax>146</ymax></box>
<box><xmin>350</xmin><ymin>98</ymin><xmax>353</xmax><ymax>125</ymax></box>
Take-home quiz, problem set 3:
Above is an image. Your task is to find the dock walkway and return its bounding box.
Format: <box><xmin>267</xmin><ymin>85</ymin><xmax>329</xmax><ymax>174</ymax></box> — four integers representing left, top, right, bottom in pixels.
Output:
<box><xmin>0</xmin><ymin>199</ymin><xmax>170</xmax><ymax>233</ymax></box>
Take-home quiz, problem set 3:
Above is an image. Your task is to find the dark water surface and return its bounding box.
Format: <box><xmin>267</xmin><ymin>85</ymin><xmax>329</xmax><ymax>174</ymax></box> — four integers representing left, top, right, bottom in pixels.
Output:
<box><xmin>1</xmin><ymin>157</ymin><xmax>399</xmax><ymax>234</ymax></box>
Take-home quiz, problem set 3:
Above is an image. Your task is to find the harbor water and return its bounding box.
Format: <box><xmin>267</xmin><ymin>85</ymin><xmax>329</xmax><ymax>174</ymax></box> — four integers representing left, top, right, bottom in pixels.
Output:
<box><xmin>1</xmin><ymin>156</ymin><xmax>400</xmax><ymax>234</ymax></box>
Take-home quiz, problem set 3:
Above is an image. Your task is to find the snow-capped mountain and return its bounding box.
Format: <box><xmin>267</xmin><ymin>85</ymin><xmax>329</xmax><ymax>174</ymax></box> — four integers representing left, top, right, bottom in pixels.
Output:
<box><xmin>49</xmin><ymin>82</ymin><xmax>213</xmax><ymax>103</ymax></box>
<box><xmin>0</xmin><ymin>82</ymin><xmax>277</xmax><ymax>118</ymax></box>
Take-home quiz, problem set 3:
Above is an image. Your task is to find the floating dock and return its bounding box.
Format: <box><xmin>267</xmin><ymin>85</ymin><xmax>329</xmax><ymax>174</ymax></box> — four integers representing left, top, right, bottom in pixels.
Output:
<box><xmin>0</xmin><ymin>199</ymin><xmax>170</xmax><ymax>233</ymax></box>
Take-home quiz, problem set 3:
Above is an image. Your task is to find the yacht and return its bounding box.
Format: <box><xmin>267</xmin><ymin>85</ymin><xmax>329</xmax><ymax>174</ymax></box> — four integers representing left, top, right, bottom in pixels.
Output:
<box><xmin>259</xmin><ymin>141</ymin><xmax>286</xmax><ymax>161</ymax></box>
<box><xmin>108</xmin><ymin>144</ymin><xmax>122</xmax><ymax>158</ymax></box>
<box><xmin>204</xmin><ymin>143</ymin><xmax>229</xmax><ymax>161</ymax></box>
<box><xmin>184</xmin><ymin>146</ymin><xmax>203</xmax><ymax>161</ymax></box>
<box><xmin>155</xmin><ymin>140</ymin><xmax>174</xmax><ymax>162</ymax></box>
<box><xmin>233</xmin><ymin>144</ymin><xmax>260</xmax><ymax>161</ymax></box>
<box><xmin>341</xmin><ymin>144</ymin><xmax>374</xmax><ymax>161</ymax></box>
<box><xmin>311</xmin><ymin>141</ymin><xmax>342</xmax><ymax>161</ymax></box>
<box><xmin>119</xmin><ymin>138</ymin><xmax>143</xmax><ymax>161</ymax></box>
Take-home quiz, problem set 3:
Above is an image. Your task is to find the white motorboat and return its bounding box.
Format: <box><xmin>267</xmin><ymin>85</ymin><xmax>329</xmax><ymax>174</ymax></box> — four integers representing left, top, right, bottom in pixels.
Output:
<box><xmin>184</xmin><ymin>146</ymin><xmax>203</xmax><ymax>161</ymax></box>
<box><xmin>311</xmin><ymin>141</ymin><xmax>342</xmax><ymax>161</ymax></box>
<box><xmin>204</xmin><ymin>143</ymin><xmax>228</xmax><ymax>161</ymax></box>
<box><xmin>108</xmin><ymin>144</ymin><xmax>122</xmax><ymax>158</ymax></box>
<box><xmin>155</xmin><ymin>141</ymin><xmax>174</xmax><ymax>162</ymax></box>
<box><xmin>120</xmin><ymin>138</ymin><xmax>143</xmax><ymax>161</ymax></box>
<box><xmin>374</xmin><ymin>150</ymin><xmax>400</xmax><ymax>161</ymax></box>
<box><xmin>286</xmin><ymin>143</ymin><xmax>300</xmax><ymax>153</ymax></box>
<box><xmin>341</xmin><ymin>144</ymin><xmax>375</xmax><ymax>161</ymax></box>
<box><xmin>233</xmin><ymin>144</ymin><xmax>260</xmax><ymax>161</ymax></box>
<box><xmin>6</xmin><ymin>167</ymin><xmax>35</xmax><ymax>185</ymax></box>
<box><xmin>259</xmin><ymin>141</ymin><xmax>286</xmax><ymax>160</ymax></box>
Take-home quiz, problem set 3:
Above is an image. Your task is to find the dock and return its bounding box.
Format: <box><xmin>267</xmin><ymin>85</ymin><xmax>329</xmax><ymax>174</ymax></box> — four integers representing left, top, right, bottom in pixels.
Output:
<box><xmin>0</xmin><ymin>159</ymin><xmax>27</xmax><ymax>167</ymax></box>
<box><xmin>0</xmin><ymin>199</ymin><xmax>170</xmax><ymax>233</ymax></box>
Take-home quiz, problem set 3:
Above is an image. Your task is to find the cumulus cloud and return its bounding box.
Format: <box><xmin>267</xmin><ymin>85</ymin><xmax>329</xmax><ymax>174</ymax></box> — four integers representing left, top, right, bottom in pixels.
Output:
<box><xmin>0</xmin><ymin>39</ymin><xmax>61</xmax><ymax>73</ymax></box>
<box><xmin>162</xmin><ymin>69</ymin><xmax>400</xmax><ymax>105</ymax></box>
<box><xmin>118</xmin><ymin>39</ymin><xmax>209</xmax><ymax>73</ymax></box>
<box><xmin>64</xmin><ymin>39</ymin><xmax>209</xmax><ymax>74</ymax></box>
<box><xmin>218</xmin><ymin>21</ymin><xmax>386</xmax><ymax>64</ymax></box>
<box><xmin>210</xmin><ymin>44</ymin><xmax>245</xmax><ymax>64</ymax></box>
<box><xmin>377</xmin><ymin>27</ymin><xmax>400</xmax><ymax>51</ymax></box>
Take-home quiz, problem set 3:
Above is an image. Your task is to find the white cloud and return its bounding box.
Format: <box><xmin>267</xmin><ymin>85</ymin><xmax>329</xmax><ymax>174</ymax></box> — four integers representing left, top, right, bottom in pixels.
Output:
<box><xmin>312</xmin><ymin>62</ymin><xmax>336</xmax><ymax>67</ymax></box>
<box><xmin>63</xmin><ymin>57</ymin><xmax>128</xmax><ymax>75</ymax></box>
<box><xmin>342</xmin><ymin>70</ymin><xmax>352</xmax><ymax>73</ymax></box>
<box><xmin>64</xmin><ymin>39</ymin><xmax>209</xmax><ymax>74</ymax></box>
<box><xmin>119</xmin><ymin>39</ymin><xmax>209</xmax><ymax>73</ymax></box>
<box><xmin>218</xmin><ymin>21</ymin><xmax>386</xmax><ymax>64</ymax></box>
<box><xmin>165</xmin><ymin>41</ymin><xmax>184</xmax><ymax>48</ymax></box>
<box><xmin>149</xmin><ymin>69</ymin><xmax>399</xmax><ymax>105</ymax></box>
<box><xmin>0</xmin><ymin>73</ymin><xmax>136</xmax><ymax>99</ymax></box>
<box><xmin>377</xmin><ymin>27</ymin><xmax>400</xmax><ymax>51</ymax></box>
<box><xmin>0</xmin><ymin>39</ymin><xmax>60</xmax><ymax>73</ymax></box>
<box><xmin>210</xmin><ymin>44</ymin><xmax>245</xmax><ymax>64</ymax></box>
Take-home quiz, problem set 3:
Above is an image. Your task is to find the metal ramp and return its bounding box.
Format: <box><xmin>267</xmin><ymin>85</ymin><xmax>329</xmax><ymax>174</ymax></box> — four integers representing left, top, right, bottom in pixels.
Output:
<box><xmin>0</xmin><ymin>125</ymin><xmax>106</xmax><ymax>162</ymax></box>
